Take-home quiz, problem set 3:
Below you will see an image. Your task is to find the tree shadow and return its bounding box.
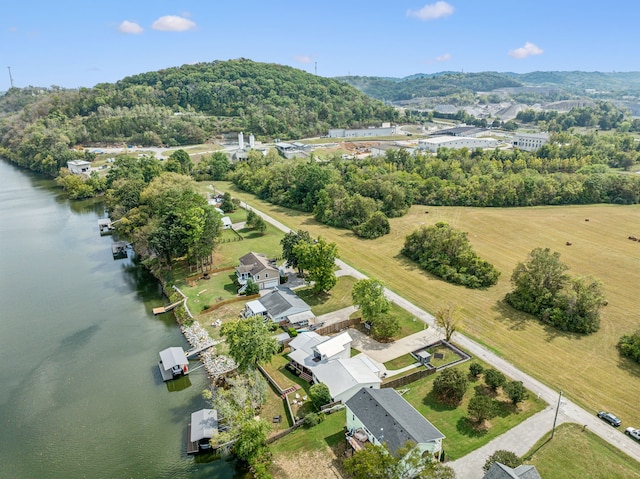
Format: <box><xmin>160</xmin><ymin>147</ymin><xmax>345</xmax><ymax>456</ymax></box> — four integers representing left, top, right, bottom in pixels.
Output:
<box><xmin>473</xmin><ymin>384</ymin><xmax>497</xmax><ymax>398</ymax></box>
<box><xmin>325</xmin><ymin>427</ymin><xmax>347</xmax><ymax>449</ymax></box>
<box><xmin>422</xmin><ymin>390</ymin><xmax>459</xmax><ymax>412</ymax></box>
<box><xmin>456</xmin><ymin>417</ymin><xmax>488</xmax><ymax>438</ymax></box>
<box><xmin>491</xmin><ymin>299</ymin><xmax>534</xmax><ymax>332</ymax></box>
<box><xmin>494</xmin><ymin>400</ymin><xmax>517</xmax><ymax>419</ymax></box>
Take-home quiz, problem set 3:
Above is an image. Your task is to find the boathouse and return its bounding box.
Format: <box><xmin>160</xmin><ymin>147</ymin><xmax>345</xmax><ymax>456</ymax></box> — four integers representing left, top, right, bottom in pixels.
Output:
<box><xmin>187</xmin><ymin>409</ymin><xmax>218</xmax><ymax>454</ymax></box>
<box><xmin>158</xmin><ymin>347</ymin><xmax>189</xmax><ymax>382</ymax></box>
<box><xmin>98</xmin><ymin>218</ymin><xmax>113</xmax><ymax>235</ymax></box>
<box><xmin>111</xmin><ymin>241</ymin><xmax>128</xmax><ymax>259</ymax></box>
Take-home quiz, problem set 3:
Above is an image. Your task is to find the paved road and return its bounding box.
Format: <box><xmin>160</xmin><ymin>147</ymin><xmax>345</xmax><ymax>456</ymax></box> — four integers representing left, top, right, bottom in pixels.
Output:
<box><xmin>238</xmin><ymin>199</ymin><xmax>640</xmax><ymax>475</ymax></box>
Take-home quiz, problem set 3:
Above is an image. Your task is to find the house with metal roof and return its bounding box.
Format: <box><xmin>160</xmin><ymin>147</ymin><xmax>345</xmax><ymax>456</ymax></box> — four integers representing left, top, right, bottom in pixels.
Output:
<box><xmin>236</xmin><ymin>252</ymin><xmax>280</xmax><ymax>292</ymax></box>
<box><xmin>345</xmin><ymin>388</ymin><xmax>445</xmax><ymax>461</ymax></box>
<box><xmin>288</xmin><ymin>332</ymin><xmax>382</xmax><ymax>402</ymax></box>
<box><xmin>67</xmin><ymin>160</ymin><xmax>91</xmax><ymax>175</ymax></box>
<box><xmin>187</xmin><ymin>409</ymin><xmax>218</xmax><ymax>454</ymax></box>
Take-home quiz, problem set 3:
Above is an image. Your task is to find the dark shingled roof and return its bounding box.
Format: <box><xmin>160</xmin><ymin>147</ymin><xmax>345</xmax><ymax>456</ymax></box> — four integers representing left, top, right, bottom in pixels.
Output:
<box><xmin>483</xmin><ymin>463</ymin><xmax>542</xmax><ymax>479</ymax></box>
<box><xmin>345</xmin><ymin>388</ymin><xmax>444</xmax><ymax>455</ymax></box>
<box><xmin>259</xmin><ymin>288</ymin><xmax>311</xmax><ymax>320</ymax></box>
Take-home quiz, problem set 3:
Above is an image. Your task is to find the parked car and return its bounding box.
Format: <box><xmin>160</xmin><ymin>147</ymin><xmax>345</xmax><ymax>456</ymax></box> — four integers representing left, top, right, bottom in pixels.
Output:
<box><xmin>597</xmin><ymin>411</ymin><xmax>622</xmax><ymax>427</ymax></box>
<box><xmin>625</xmin><ymin>427</ymin><xmax>640</xmax><ymax>441</ymax></box>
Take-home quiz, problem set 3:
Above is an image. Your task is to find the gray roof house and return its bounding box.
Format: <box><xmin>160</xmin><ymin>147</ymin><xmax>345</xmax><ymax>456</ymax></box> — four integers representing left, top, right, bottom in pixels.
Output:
<box><xmin>242</xmin><ymin>288</ymin><xmax>313</xmax><ymax>324</ymax></box>
<box><xmin>236</xmin><ymin>252</ymin><xmax>280</xmax><ymax>292</ymax></box>
<box><xmin>483</xmin><ymin>463</ymin><xmax>542</xmax><ymax>479</ymax></box>
<box><xmin>345</xmin><ymin>388</ymin><xmax>445</xmax><ymax>461</ymax></box>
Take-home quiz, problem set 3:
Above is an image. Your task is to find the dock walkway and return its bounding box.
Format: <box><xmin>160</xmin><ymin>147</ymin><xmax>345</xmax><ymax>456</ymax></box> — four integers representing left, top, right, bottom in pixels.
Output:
<box><xmin>153</xmin><ymin>300</ymin><xmax>183</xmax><ymax>315</ymax></box>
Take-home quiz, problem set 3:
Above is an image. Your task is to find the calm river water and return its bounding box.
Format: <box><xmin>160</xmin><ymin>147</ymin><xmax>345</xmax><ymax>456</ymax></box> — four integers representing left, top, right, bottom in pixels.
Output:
<box><xmin>0</xmin><ymin>160</ymin><xmax>238</xmax><ymax>478</ymax></box>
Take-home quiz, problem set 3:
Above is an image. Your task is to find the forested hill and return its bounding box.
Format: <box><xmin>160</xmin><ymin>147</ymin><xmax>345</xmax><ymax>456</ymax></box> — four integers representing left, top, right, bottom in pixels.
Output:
<box><xmin>0</xmin><ymin>59</ymin><xmax>397</xmax><ymax>175</ymax></box>
<box><xmin>337</xmin><ymin>71</ymin><xmax>640</xmax><ymax>103</ymax></box>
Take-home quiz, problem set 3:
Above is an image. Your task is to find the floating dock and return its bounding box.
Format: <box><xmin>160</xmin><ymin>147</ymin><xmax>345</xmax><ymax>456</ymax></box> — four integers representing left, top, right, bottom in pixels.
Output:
<box><xmin>98</xmin><ymin>218</ymin><xmax>114</xmax><ymax>235</ymax></box>
<box><xmin>111</xmin><ymin>241</ymin><xmax>128</xmax><ymax>259</ymax></box>
<box><xmin>152</xmin><ymin>300</ymin><xmax>183</xmax><ymax>315</ymax></box>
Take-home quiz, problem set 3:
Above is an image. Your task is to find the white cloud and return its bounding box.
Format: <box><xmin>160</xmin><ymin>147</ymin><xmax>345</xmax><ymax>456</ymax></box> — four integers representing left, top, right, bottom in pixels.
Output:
<box><xmin>435</xmin><ymin>53</ymin><xmax>451</xmax><ymax>62</ymax></box>
<box><xmin>407</xmin><ymin>1</ymin><xmax>454</xmax><ymax>21</ymax></box>
<box><xmin>152</xmin><ymin>15</ymin><xmax>196</xmax><ymax>32</ymax></box>
<box><xmin>294</xmin><ymin>55</ymin><xmax>312</xmax><ymax>64</ymax></box>
<box><xmin>118</xmin><ymin>20</ymin><xmax>143</xmax><ymax>35</ymax></box>
<box><xmin>508</xmin><ymin>42</ymin><xmax>543</xmax><ymax>59</ymax></box>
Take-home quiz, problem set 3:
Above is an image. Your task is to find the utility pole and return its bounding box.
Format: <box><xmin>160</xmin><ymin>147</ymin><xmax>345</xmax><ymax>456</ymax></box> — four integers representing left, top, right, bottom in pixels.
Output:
<box><xmin>551</xmin><ymin>390</ymin><xmax>562</xmax><ymax>438</ymax></box>
<box><xmin>314</xmin><ymin>62</ymin><xmax>317</xmax><ymax>75</ymax></box>
<box><xmin>7</xmin><ymin>66</ymin><xmax>14</xmax><ymax>88</ymax></box>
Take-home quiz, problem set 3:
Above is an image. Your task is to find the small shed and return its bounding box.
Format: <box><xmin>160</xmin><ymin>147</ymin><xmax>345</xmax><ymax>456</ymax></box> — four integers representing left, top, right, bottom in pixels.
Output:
<box><xmin>187</xmin><ymin>409</ymin><xmax>218</xmax><ymax>454</ymax></box>
<box><xmin>67</xmin><ymin>160</ymin><xmax>91</xmax><ymax>175</ymax></box>
<box><xmin>221</xmin><ymin>216</ymin><xmax>232</xmax><ymax>229</ymax></box>
<box><xmin>158</xmin><ymin>347</ymin><xmax>189</xmax><ymax>382</ymax></box>
<box><xmin>416</xmin><ymin>350</ymin><xmax>431</xmax><ymax>365</ymax></box>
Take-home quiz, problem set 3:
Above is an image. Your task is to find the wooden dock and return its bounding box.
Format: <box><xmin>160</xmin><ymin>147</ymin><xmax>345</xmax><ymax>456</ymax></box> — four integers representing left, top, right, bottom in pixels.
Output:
<box><xmin>185</xmin><ymin>342</ymin><xmax>215</xmax><ymax>358</ymax></box>
<box><xmin>186</xmin><ymin>423</ymin><xmax>199</xmax><ymax>454</ymax></box>
<box><xmin>152</xmin><ymin>300</ymin><xmax>183</xmax><ymax>315</ymax></box>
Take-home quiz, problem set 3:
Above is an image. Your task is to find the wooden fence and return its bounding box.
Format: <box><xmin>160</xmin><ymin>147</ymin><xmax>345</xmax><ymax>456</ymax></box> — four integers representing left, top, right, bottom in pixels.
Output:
<box><xmin>313</xmin><ymin>317</ymin><xmax>362</xmax><ymax>336</ymax></box>
<box><xmin>381</xmin><ymin>367</ymin><xmax>436</xmax><ymax>389</ymax></box>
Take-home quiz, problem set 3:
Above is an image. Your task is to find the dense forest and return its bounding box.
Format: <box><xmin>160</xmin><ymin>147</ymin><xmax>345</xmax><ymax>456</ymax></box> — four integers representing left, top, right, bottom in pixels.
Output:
<box><xmin>230</xmin><ymin>131</ymin><xmax>640</xmax><ymax>238</ymax></box>
<box><xmin>0</xmin><ymin>59</ymin><xmax>396</xmax><ymax>175</ymax></box>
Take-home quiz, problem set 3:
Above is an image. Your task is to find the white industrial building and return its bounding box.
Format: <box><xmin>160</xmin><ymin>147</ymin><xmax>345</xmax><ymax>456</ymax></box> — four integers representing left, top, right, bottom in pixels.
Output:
<box><xmin>67</xmin><ymin>160</ymin><xmax>92</xmax><ymax>175</ymax></box>
<box><xmin>418</xmin><ymin>136</ymin><xmax>498</xmax><ymax>153</ymax></box>
<box><xmin>512</xmin><ymin>133</ymin><xmax>549</xmax><ymax>152</ymax></box>
<box><xmin>328</xmin><ymin>124</ymin><xmax>396</xmax><ymax>138</ymax></box>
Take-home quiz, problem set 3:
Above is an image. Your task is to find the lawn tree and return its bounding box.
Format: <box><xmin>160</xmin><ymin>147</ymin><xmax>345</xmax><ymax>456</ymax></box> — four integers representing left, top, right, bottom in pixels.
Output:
<box><xmin>280</xmin><ymin>229</ymin><xmax>312</xmax><ymax>274</ymax></box>
<box><xmin>246</xmin><ymin>209</ymin><xmax>267</xmax><ymax>233</ymax></box>
<box><xmin>294</xmin><ymin>236</ymin><xmax>338</xmax><ymax>293</ymax></box>
<box><xmin>309</xmin><ymin>383</ymin><xmax>332</xmax><ymax>411</ymax></box>
<box><xmin>219</xmin><ymin>191</ymin><xmax>236</xmax><ymax>213</ymax></box>
<box><xmin>504</xmin><ymin>381</ymin><xmax>529</xmax><ymax>406</ymax></box>
<box><xmin>352</xmin><ymin>279</ymin><xmax>390</xmax><ymax>320</ymax></box>
<box><xmin>434</xmin><ymin>303</ymin><xmax>459</xmax><ymax>341</ymax></box>
<box><xmin>244</xmin><ymin>279</ymin><xmax>259</xmax><ymax>296</ymax></box>
<box><xmin>432</xmin><ymin>368</ymin><xmax>468</xmax><ymax>405</ymax></box>
<box><xmin>370</xmin><ymin>315</ymin><xmax>401</xmax><ymax>341</ymax></box>
<box><xmin>467</xmin><ymin>394</ymin><xmax>497</xmax><ymax>424</ymax></box>
<box><xmin>220</xmin><ymin>316</ymin><xmax>279</xmax><ymax>372</ymax></box>
<box><xmin>484</xmin><ymin>369</ymin><xmax>506</xmax><ymax>392</ymax></box>
<box><xmin>469</xmin><ymin>362</ymin><xmax>484</xmax><ymax>378</ymax></box>
<box><xmin>343</xmin><ymin>441</ymin><xmax>456</xmax><ymax>479</ymax></box>
<box><xmin>483</xmin><ymin>450</ymin><xmax>522</xmax><ymax>472</ymax></box>
<box><xmin>618</xmin><ymin>329</ymin><xmax>640</xmax><ymax>364</ymax></box>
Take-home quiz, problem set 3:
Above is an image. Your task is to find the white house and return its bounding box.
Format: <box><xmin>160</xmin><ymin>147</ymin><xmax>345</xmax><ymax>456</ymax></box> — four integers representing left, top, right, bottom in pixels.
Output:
<box><xmin>235</xmin><ymin>252</ymin><xmax>280</xmax><ymax>292</ymax></box>
<box><xmin>67</xmin><ymin>160</ymin><xmax>91</xmax><ymax>175</ymax></box>
<box><xmin>345</xmin><ymin>388</ymin><xmax>445</xmax><ymax>462</ymax></box>
<box><xmin>418</xmin><ymin>136</ymin><xmax>498</xmax><ymax>153</ymax></box>
<box><xmin>512</xmin><ymin>132</ymin><xmax>549</xmax><ymax>152</ymax></box>
<box><xmin>288</xmin><ymin>332</ymin><xmax>382</xmax><ymax>402</ymax></box>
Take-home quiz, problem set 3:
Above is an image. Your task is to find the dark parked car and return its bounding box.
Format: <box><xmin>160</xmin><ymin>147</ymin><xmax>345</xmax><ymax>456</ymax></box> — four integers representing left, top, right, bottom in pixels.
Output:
<box><xmin>597</xmin><ymin>411</ymin><xmax>622</xmax><ymax>427</ymax></box>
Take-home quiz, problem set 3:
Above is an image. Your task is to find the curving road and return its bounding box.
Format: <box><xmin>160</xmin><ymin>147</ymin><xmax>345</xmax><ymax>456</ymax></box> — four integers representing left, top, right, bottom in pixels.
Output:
<box><xmin>240</xmin><ymin>200</ymin><xmax>640</xmax><ymax>477</ymax></box>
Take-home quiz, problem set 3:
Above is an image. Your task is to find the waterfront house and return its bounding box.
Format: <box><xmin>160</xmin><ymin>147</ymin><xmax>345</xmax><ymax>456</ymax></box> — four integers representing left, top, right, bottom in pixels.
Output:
<box><xmin>236</xmin><ymin>252</ymin><xmax>280</xmax><ymax>292</ymax></box>
<box><xmin>242</xmin><ymin>288</ymin><xmax>314</xmax><ymax>326</ymax></box>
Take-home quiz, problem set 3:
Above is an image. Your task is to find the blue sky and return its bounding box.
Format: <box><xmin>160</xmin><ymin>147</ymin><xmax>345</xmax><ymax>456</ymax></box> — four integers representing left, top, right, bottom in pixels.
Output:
<box><xmin>1</xmin><ymin>0</ymin><xmax>638</xmax><ymax>89</ymax></box>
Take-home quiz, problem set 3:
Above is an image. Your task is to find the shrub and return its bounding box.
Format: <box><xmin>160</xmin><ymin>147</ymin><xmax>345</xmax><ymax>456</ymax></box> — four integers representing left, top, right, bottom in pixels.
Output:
<box><xmin>618</xmin><ymin>330</ymin><xmax>640</xmax><ymax>364</ymax></box>
<box><xmin>469</xmin><ymin>362</ymin><xmax>484</xmax><ymax>378</ymax></box>
<box><xmin>303</xmin><ymin>412</ymin><xmax>323</xmax><ymax>428</ymax></box>
<box><xmin>309</xmin><ymin>383</ymin><xmax>332</xmax><ymax>411</ymax></box>
<box><xmin>483</xmin><ymin>450</ymin><xmax>522</xmax><ymax>472</ymax></box>
<box><xmin>288</xmin><ymin>327</ymin><xmax>298</xmax><ymax>337</ymax></box>
<box><xmin>504</xmin><ymin>380</ymin><xmax>529</xmax><ymax>406</ymax></box>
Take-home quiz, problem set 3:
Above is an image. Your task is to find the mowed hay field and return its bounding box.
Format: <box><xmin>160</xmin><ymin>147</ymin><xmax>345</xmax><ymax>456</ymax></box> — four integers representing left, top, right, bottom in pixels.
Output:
<box><xmin>212</xmin><ymin>182</ymin><xmax>640</xmax><ymax>426</ymax></box>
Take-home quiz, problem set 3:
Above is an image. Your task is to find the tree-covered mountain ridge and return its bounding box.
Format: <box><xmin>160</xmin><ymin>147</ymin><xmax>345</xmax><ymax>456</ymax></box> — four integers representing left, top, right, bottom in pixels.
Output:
<box><xmin>336</xmin><ymin>71</ymin><xmax>640</xmax><ymax>103</ymax></box>
<box><xmin>0</xmin><ymin>59</ymin><xmax>397</xmax><ymax>175</ymax></box>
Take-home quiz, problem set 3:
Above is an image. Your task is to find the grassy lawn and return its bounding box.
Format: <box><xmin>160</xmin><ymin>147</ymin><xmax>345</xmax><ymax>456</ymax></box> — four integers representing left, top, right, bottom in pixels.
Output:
<box><xmin>270</xmin><ymin>409</ymin><xmax>346</xmax><ymax>454</ymax></box>
<box><xmin>296</xmin><ymin>276</ymin><xmax>357</xmax><ymax>316</ymax></box>
<box><xmin>260</xmin><ymin>383</ymin><xmax>292</xmax><ymax>432</ymax></box>
<box><xmin>211</xmin><ymin>181</ymin><xmax>640</xmax><ymax>428</ymax></box>
<box><xmin>384</xmin><ymin>354</ymin><xmax>418</xmax><ymax>371</ymax></box>
<box><xmin>427</xmin><ymin>344</ymin><xmax>458</xmax><ymax>368</ymax></box>
<box><xmin>351</xmin><ymin>302</ymin><xmax>425</xmax><ymax>341</ymax></box>
<box><xmin>524</xmin><ymin>423</ymin><xmax>640</xmax><ymax>479</ymax></box>
<box><xmin>400</xmin><ymin>358</ymin><xmax>546</xmax><ymax>459</ymax></box>
<box><xmin>261</xmin><ymin>353</ymin><xmax>312</xmax><ymax>396</ymax></box>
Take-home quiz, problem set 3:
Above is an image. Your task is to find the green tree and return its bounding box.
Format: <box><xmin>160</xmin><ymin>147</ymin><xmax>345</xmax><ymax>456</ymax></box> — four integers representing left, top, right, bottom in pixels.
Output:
<box><xmin>483</xmin><ymin>450</ymin><xmax>522</xmax><ymax>472</ymax></box>
<box><xmin>468</xmin><ymin>394</ymin><xmax>497</xmax><ymax>424</ymax></box>
<box><xmin>504</xmin><ymin>381</ymin><xmax>528</xmax><ymax>406</ymax></box>
<box><xmin>469</xmin><ymin>362</ymin><xmax>484</xmax><ymax>378</ymax></box>
<box><xmin>505</xmin><ymin>247</ymin><xmax>570</xmax><ymax>317</ymax></box>
<box><xmin>246</xmin><ymin>209</ymin><xmax>267</xmax><ymax>233</ymax></box>
<box><xmin>168</xmin><ymin>149</ymin><xmax>193</xmax><ymax>175</ymax></box>
<box><xmin>294</xmin><ymin>237</ymin><xmax>338</xmax><ymax>293</ymax></box>
<box><xmin>370</xmin><ymin>315</ymin><xmax>401</xmax><ymax>341</ymax></box>
<box><xmin>353</xmin><ymin>211</ymin><xmax>391</xmax><ymax>239</ymax></box>
<box><xmin>220</xmin><ymin>192</ymin><xmax>236</xmax><ymax>213</ymax></box>
<box><xmin>206</xmin><ymin>151</ymin><xmax>230</xmax><ymax>180</ymax></box>
<box><xmin>244</xmin><ymin>279</ymin><xmax>259</xmax><ymax>296</ymax></box>
<box><xmin>434</xmin><ymin>303</ymin><xmax>459</xmax><ymax>342</ymax></box>
<box><xmin>484</xmin><ymin>369</ymin><xmax>506</xmax><ymax>392</ymax></box>
<box><xmin>281</xmin><ymin>230</ymin><xmax>312</xmax><ymax>273</ymax></box>
<box><xmin>234</xmin><ymin>418</ymin><xmax>272</xmax><ymax>479</ymax></box>
<box><xmin>432</xmin><ymin>368</ymin><xmax>468</xmax><ymax>405</ymax></box>
<box><xmin>352</xmin><ymin>279</ymin><xmax>391</xmax><ymax>322</ymax></box>
<box><xmin>220</xmin><ymin>316</ymin><xmax>279</xmax><ymax>372</ymax></box>
<box><xmin>618</xmin><ymin>330</ymin><xmax>640</xmax><ymax>364</ymax></box>
<box><xmin>309</xmin><ymin>383</ymin><xmax>332</xmax><ymax>411</ymax></box>
<box><xmin>343</xmin><ymin>443</ymin><xmax>397</xmax><ymax>479</ymax></box>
